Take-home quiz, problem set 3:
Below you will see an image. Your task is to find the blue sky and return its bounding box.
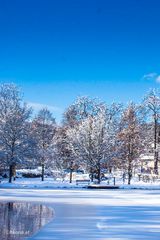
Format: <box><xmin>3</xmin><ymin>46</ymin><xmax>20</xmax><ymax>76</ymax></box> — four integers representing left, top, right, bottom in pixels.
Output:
<box><xmin>0</xmin><ymin>0</ymin><xmax>160</xmax><ymax>122</ymax></box>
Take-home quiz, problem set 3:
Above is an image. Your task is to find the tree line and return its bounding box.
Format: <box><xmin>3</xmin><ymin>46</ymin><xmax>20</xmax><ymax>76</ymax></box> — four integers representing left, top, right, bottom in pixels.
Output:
<box><xmin>0</xmin><ymin>83</ymin><xmax>160</xmax><ymax>184</ymax></box>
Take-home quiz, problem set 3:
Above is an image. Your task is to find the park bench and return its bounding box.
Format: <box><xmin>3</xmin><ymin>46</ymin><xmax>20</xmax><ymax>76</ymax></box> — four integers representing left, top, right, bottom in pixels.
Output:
<box><xmin>76</xmin><ymin>179</ymin><xmax>90</xmax><ymax>185</ymax></box>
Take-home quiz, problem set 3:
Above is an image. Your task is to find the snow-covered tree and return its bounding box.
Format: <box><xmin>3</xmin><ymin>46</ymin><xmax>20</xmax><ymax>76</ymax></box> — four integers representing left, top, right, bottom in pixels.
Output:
<box><xmin>116</xmin><ymin>103</ymin><xmax>144</xmax><ymax>184</ymax></box>
<box><xmin>143</xmin><ymin>89</ymin><xmax>160</xmax><ymax>175</ymax></box>
<box><xmin>66</xmin><ymin>101</ymin><xmax>121</xmax><ymax>183</ymax></box>
<box><xmin>63</xmin><ymin>96</ymin><xmax>108</xmax><ymax>182</ymax></box>
<box><xmin>31</xmin><ymin>108</ymin><xmax>56</xmax><ymax>181</ymax></box>
<box><xmin>67</xmin><ymin>113</ymin><xmax>104</xmax><ymax>183</ymax></box>
<box><xmin>63</xmin><ymin>96</ymin><xmax>105</xmax><ymax>127</ymax></box>
<box><xmin>0</xmin><ymin>84</ymin><xmax>32</xmax><ymax>182</ymax></box>
<box><xmin>54</xmin><ymin>126</ymin><xmax>75</xmax><ymax>182</ymax></box>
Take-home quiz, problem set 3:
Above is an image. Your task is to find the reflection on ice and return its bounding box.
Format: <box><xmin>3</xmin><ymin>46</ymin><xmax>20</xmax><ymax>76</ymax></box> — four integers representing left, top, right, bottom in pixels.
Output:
<box><xmin>0</xmin><ymin>202</ymin><xmax>54</xmax><ymax>240</ymax></box>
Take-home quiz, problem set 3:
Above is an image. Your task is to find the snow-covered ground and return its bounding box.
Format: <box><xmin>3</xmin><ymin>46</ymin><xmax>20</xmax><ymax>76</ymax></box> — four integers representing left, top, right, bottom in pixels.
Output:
<box><xmin>1</xmin><ymin>177</ymin><xmax>160</xmax><ymax>190</ymax></box>
<box><xmin>0</xmin><ymin>187</ymin><xmax>160</xmax><ymax>239</ymax></box>
<box><xmin>0</xmin><ymin>177</ymin><xmax>83</xmax><ymax>189</ymax></box>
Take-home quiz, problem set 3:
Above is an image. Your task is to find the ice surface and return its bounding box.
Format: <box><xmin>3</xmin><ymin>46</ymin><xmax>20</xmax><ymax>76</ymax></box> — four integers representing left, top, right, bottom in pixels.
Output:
<box><xmin>0</xmin><ymin>188</ymin><xmax>160</xmax><ymax>239</ymax></box>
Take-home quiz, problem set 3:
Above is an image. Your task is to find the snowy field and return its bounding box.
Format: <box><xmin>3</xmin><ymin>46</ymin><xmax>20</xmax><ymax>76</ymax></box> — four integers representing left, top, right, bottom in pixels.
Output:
<box><xmin>0</xmin><ymin>188</ymin><xmax>160</xmax><ymax>240</ymax></box>
<box><xmin>1</xmin><ymin>177</ymin><xmax>160</xmax><ymax>190</ymax></box>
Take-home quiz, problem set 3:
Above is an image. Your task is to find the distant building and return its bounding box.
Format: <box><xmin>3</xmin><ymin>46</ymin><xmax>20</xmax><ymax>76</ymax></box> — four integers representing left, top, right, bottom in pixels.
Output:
<box><xmin>140</xmin><ymin>154</ymin><xmax>160</xmax><ymax>174</ymax></box>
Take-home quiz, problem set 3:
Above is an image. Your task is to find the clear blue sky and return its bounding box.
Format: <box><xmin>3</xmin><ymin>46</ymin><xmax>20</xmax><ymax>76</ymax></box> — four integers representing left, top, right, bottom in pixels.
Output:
<box><xmin>0</xmin><ymin>0</ymin><xmax>160</xmax><ymax>122</ymax></box>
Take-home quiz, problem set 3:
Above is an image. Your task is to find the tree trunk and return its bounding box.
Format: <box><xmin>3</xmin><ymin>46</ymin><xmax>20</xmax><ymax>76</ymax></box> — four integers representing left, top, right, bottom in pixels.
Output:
<box><xmin>90</xmin><ymin>167</ymin><xmax>94</xmax><ymax>182</ymax></box>
<box><xmin>91</xmin><ymin>173</ymin><xmax>94</xmax><ymax>182</ymax></box>
<box><xmin>9</xmin><ymin>165</ymin><xmax>13</xmax><ymax>183</ymax></box>
<box><xmin>69</xmin><ymin>168</ymin><xmax>73</xmax><ymax>183</ymax></box>
<box><xmin>154</xmin><ymin>151</ymin><xmax>159</xmax><ymax>175</ymax></box>
<box><xmin>128</xmin><ymin>172</ymin><xmax>132</xmax><ymax>185</ymax></box>
<box><xmin>154</xmin><ymin>118</ymin><xmax>159</xmax><ymax>175</ymax></box>
<box><xmin>41</xmin><ymin>163</ymin><xmax>45</xmax><ymax>181</ymax></box>
<box><xmin>13</xmin><ymin>164</ymin><xmax>16</xmax><ymax>181</ymax></box>
<box><xmin>128</xmin><ymin>160</ymin><xmax>132</xmax><ymax>185</ymax></box>
<box><xmin>97</xmin><ymin>162</ymin><xmax>101</xmax><ymax>184</ymax></box>
<box><xmin>123</xmin><ymin>172</ymin><xmax>126</xmax><ymax>184</ymax></box>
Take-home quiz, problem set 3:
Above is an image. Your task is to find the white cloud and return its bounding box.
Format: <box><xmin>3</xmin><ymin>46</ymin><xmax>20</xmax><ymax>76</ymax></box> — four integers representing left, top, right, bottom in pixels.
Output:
<box><xmin>143</xmin><ymin>72</ymin><xmax>158</xmax><ymax>80</ymax></box>
<box><xmin>155</xmin><ymin>75</ymin><xmax>160</xmax><ymax>83</ymax></box>
<box><xmin>143</xmin><ymin>72</ymin><xmax>160</xmax><ymax>83</ymax></box>
<box><xmin>27</xmin><ymin>102</ymin><xmax>62</xmax><ymax>113</ymax></box>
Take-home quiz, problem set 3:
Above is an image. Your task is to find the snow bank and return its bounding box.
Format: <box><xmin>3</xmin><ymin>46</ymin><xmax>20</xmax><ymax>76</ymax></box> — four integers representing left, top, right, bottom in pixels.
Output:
<box><xmin>0</xmin><ymin>177</ymin><xmax>160</xmax><ymax>190</ymax></box>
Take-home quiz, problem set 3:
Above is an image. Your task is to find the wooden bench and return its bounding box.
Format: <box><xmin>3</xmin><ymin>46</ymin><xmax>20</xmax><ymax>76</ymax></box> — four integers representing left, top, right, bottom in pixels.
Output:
<box><xmin>76</xmin><ymin>179</ymin><xmax>90</xmax><ymax>185</ymax></box>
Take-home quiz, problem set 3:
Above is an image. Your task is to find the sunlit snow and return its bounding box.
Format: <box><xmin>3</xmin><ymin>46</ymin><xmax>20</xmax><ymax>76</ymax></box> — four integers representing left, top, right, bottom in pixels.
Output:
<box><xmin>0</xmin><ymin>187</ymin><xmax>160</xmax><ymax>240</ymax></box>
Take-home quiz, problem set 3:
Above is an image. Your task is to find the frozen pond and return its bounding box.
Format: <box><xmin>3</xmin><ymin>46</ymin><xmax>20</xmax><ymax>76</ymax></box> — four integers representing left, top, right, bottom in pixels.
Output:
<box><xmin>0</xmin><ymin>202</ymin><xmax>54</xmax><ymax>240</ymax></box>
<box><xmin>0</xmin><ymin>189</ymin><xmax>160</xmax><ymax>239</ymax></box>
